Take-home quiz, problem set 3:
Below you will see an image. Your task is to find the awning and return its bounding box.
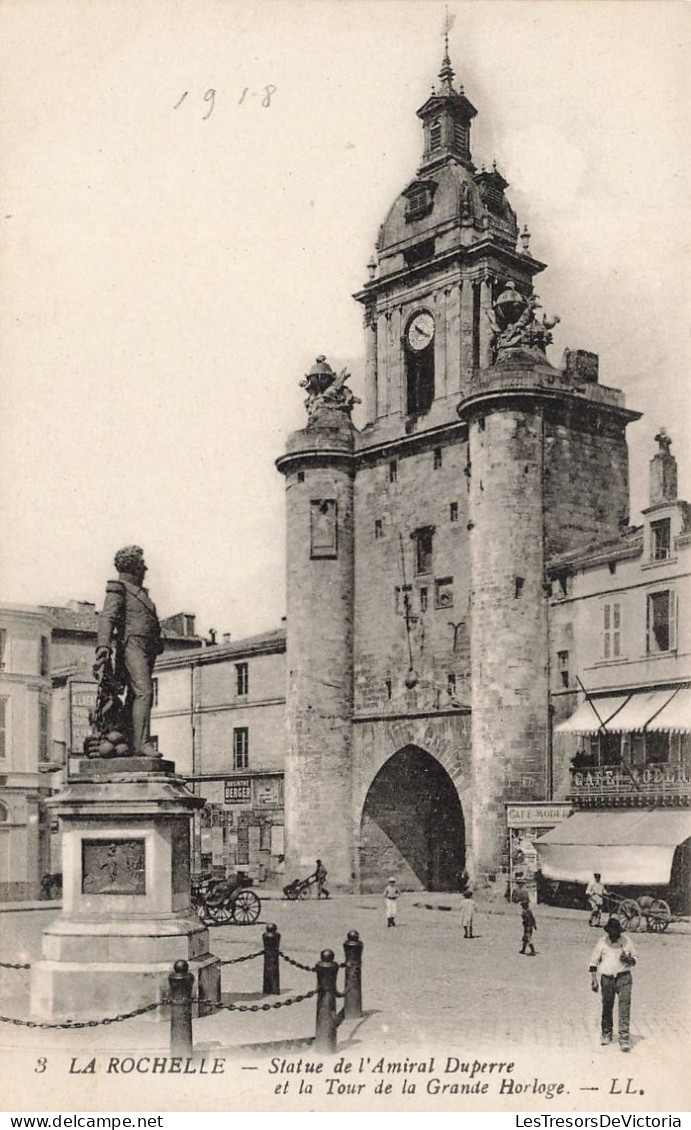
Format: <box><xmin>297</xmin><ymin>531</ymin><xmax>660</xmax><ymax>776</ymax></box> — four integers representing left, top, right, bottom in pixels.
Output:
<box><xmin>646</xmin><ymin>687</ymin><xmax>691</xmax><ymax>733</ymax></box>
<box><xmin>534</xmin><ymin>809</ymin><xmax>691</xmax><ymax>885</ymax></box>
<box><xmin>606</xmin><ymin>689</ymin><xmax>679</xmax><ymax>732</ymax></box>
<box><xmin>555</xmin><ymin>688</ymin><xmax>689</xmax><ymax>734</ymax></box>
<box><xmin>554</xmin><ymin>695</ymin><xmax>629</xmax><ymax>734</ymax></box>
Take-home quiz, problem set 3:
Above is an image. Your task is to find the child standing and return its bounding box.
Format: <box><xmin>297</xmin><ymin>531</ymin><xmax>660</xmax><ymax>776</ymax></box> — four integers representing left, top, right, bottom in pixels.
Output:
<box><xmin>459</xmin><ymin>889</ymin><xmax>475</xmax><ymax>939</ymax></box>
<box><xmin>519</xmin><ymin>896</ymin><xmax>537</xmax><ymax>955</ymax></box>
<box><xmin>384</xmin><ymin>877</ymin><xmax>399</xmax><ymax>927</ymax></box>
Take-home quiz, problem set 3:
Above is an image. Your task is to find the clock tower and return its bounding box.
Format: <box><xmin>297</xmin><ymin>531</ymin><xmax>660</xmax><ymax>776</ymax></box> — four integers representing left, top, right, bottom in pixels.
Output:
<box><xmin>354</xmin><ymin>46</ymin><xmax>546</xmax><ymax>437</ymax></box>
<box><xmin>278</xmin><ymin>46</ymin><xmax>638</xmax><ymax>892</ymax></box>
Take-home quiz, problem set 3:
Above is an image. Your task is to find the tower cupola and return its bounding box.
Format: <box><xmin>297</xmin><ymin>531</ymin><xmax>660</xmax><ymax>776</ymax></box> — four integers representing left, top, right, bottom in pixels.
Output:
<box><xmin>416</xmin><ymin>46</ymin><xmax>477</xmax><ymax>172</ymax></box>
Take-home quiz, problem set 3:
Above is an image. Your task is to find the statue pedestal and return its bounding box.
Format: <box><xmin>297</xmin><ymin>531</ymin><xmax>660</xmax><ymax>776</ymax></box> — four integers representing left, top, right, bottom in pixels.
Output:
<box><xmin>31</xmin><ymin>758</ymin><xmax>220</xmax><ymax>1021</ymax></box>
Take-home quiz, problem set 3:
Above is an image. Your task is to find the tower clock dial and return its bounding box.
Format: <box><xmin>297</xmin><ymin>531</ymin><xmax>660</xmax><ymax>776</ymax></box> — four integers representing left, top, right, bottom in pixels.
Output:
<box><xmin>406</xmin><ymin>311</ymin><xmax>435</xmax><ymax>352</ymax></box>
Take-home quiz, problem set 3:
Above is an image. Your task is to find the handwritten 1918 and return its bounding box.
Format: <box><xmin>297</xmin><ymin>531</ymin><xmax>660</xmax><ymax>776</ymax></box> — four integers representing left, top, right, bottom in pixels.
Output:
<box><xmin>174</xmin><ymin>86</ymin><xmax>277</xmax><ymax>119</ymax></box>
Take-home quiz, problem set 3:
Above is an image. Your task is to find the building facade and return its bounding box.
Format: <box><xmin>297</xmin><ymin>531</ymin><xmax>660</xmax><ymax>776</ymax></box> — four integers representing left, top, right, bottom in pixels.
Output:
<box><xmin>0</xmin><ymin>605</ymin><xmax>55</xmax><ymax>899</ymax></box>
<box><xmin>276</xmin><ymin>49</ymin><xmax>639</xmax><ymax>892</ymax></box>
<box><xmin>541</xmin><ymin>434</ymin><xmax>691</xmax><ymax>911</ymax></box>
<box><xmin>151</xmin><ymin>630</ymin><xmax>286</xmax><ymax>880</ymax></box>
<box><xmin>0</xmin><ymin>598</ymin><xmax>202</xmax><ymax>899</ymax></box>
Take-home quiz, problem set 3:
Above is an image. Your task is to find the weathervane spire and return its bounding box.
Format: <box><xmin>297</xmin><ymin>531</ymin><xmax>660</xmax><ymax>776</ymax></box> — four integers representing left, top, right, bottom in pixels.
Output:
<box><xmin>439</xmin><ymin>7</ymin><xmax>457</xmax><ymax>94</ymax></box>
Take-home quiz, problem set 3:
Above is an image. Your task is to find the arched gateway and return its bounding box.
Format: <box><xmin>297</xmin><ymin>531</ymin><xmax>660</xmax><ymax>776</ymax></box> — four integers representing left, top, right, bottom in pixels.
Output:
<box><xmin>359</xmin><ymin>745</ymin><xmax>465</xmax><ymax>893</ymax></box>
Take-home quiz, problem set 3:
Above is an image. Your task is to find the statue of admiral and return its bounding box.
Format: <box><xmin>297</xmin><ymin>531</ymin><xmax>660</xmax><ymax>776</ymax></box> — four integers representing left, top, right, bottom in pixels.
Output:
<box><xmin>94</xmin><ymin>545</ymin><xmax>163</xmax><ymax>757</ymax></box>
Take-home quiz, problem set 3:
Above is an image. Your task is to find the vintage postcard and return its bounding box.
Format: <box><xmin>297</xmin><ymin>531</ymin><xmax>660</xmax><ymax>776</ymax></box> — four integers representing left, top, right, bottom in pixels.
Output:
<box><xmin>1</xmin><ymin>0</ymin><xmax>690</xmax><ymax>1116</ymax></box>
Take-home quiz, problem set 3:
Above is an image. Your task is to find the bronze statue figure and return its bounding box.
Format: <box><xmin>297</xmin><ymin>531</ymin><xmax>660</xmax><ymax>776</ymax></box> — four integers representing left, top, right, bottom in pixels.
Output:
<box><xmin>90</xmin><ymin>545</ymin><xmax>163</xmax><ymax>758</ymax></box>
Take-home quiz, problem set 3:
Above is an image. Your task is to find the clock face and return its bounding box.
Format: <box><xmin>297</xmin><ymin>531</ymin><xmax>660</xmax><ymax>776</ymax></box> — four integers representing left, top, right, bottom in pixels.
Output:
<box><xmin>407</xmin><ymin>311</ymin><xmax>435</xmax><ymax>352</ymax></box>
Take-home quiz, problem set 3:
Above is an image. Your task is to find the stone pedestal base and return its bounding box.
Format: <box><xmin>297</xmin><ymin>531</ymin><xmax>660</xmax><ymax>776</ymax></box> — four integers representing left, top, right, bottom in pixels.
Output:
<box><xmin>31</xmin><ymin>756</ymin><xmax>221</xmax><ymax>1021</ymax></box>
<box><xmin>31</xmin><ymin>914</ymin><xmax>220</xmax><ymax>1021</ymax></box>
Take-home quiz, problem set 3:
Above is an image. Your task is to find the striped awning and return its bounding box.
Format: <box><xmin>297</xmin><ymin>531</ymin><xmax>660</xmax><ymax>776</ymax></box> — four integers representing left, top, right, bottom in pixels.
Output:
<box><xmin>646</xmin><ymin>687</ymin><xmax>691</xmax><ymax>733</ymax></box>
<box><xmin>535</xmin><ymin>809</ymin><xmax>691</xmax><ymax>885</ymax></box>
<box><xmin>555</xmin><ymin>687</ymin><xmax>690</xmax><ymax>735</ymax></box>
<box><xmin>554</xmin><ymin>696</ymin><xmax>629</xmax><ymax>734</ymax></box>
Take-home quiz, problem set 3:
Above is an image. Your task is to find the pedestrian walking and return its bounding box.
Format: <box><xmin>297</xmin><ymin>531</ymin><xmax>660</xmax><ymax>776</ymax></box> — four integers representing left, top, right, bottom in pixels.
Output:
<box><xmin>315</xmin><ymin>859</ymin><xmax>329</xmax><ymax>899</ymax></box>
<box><xmin>384</xmin><ymin>876</ymin><xmax>399</xmax><ymax>927</ymax></box>
<box><xmin>459</xmin><ymin>889</ymin><xmax>475</xmax><ymax>938</ymax></box>
<box><xmin>589</xmin><ymin>916</ymin><xmax>636</xmax><ymax>1052</ymax></box>
<box><xmin>519</xmin><ymin>896</ymin><xmax>537</xmax><ymax>955</ymax></box>
<box><xmin>586</xmin><ymin>872</ymin><xmax>607</xmax><ymax>927</ymax></box>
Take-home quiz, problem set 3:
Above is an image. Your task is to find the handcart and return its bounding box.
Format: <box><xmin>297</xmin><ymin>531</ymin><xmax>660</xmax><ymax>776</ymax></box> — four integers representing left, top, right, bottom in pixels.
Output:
<box><xmin>282</xmin><ymin>873</ymin><xmax>317</xmax><ymax>901</ymax></box>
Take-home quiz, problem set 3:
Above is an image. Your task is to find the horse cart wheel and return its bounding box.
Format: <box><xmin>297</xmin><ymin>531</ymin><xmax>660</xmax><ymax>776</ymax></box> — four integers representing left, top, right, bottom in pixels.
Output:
<box><xmin>298</xmin><ymin>884</ymin><xmax>312</xmax><ymax>901</ymax></box>
<box><xmin>618</xmin><ymin>899</ymin><xmax>642</xmax><ymax>932</ymax></box>
<box><xmin>647</xmin><ymin>898</ymin><xmax>671</xmax><ymax>932</ymax></box>
<box><xmin>206</xmin><ymin>901</ymin><xmax>235</xmax><ymax>926</ymax></box>
<box><xmin>232</xmin><ymin>889</ymin><xmax>261</xmax><ymax>925</ymax></box>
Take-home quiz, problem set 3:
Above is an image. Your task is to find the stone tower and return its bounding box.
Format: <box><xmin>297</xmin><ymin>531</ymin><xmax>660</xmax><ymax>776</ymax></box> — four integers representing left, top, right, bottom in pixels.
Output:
<box><xmin>276</xmin><ymin>359</ymin><xmax>356</xmax><ymax>888</ymax></box>
<box><xmin>278</xmin><ymin>49</ymin><xmax>640</xmax><ymax>891</ymax></box>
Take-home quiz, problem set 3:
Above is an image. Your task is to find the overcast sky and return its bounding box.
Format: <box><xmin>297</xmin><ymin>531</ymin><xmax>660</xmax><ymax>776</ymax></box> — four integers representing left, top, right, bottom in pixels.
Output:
<box><xmin>1</xmin><ymin>0</ymin><xmax>689</xmax><ymax>640</ymax></box>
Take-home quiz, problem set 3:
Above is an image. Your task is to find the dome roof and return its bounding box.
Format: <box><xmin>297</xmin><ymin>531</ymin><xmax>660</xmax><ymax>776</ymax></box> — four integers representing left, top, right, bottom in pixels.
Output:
<box><xmin>376</xmin><ymin>160</ymin><xmax>518</xmax><ymax>279</ymax></box>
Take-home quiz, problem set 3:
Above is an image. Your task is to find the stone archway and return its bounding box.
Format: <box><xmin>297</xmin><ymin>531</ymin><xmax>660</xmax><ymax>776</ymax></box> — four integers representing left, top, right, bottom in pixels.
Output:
<box><xmin>358</xmin><ymin>745</ymin><xmax>465</xmax><ymax>893</ymax></box>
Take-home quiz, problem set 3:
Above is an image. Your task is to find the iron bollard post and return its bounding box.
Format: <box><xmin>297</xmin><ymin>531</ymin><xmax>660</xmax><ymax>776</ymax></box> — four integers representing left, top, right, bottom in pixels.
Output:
<box><xmin>315</xmin><ymin>948</ymin><xmax>339</xmax><ymax>1054</ymax></box>
<box><xmin>263</xmin><ymin>923</ymin><xmax>281</xmax><ymax>996</ymax></box>
<box><xmin>343</xmin><ymin>929</ymin><xmax>363</xmax><ymax>1019</ymax></box>
<box><xmin>169</xmin><ymin>959</ymin><xmax>194</xmax><ymax>1057</ymax></box>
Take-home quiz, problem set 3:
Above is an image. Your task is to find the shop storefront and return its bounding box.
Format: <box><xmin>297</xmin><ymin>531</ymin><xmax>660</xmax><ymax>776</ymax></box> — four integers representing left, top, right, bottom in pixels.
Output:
<box><xmin>505</xmin><ymin>802</ymin><xmax>572</xmax><ymax>903</ymax></box>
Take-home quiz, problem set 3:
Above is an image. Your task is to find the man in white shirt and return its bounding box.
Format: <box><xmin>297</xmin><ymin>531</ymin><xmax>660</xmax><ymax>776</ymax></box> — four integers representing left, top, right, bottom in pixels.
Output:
<box><xmin>585</xmin><ymin>872</ymin><xmax>606</xmax><ymax>926</ymax></box>
<box><xmin>589</xmin><ymin>916</ymin><xmax>636</xmax><ymax>1051</ymax></box>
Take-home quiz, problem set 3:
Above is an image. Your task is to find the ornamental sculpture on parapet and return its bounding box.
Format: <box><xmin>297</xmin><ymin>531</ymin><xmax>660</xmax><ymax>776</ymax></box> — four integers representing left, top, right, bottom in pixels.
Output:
<box><xmin>300</xmin><ymin>355</ymin><xmax>361</xmax><ymax>424</ymax></box>
<box><xmin>85</xmin><ymin>545</ymin><xmax>164</xmax><ymax>759</ymax></box>
<box><xmin>487</xmin><ymin>281</ymin><xmax>560</xmax><ymax>364</ymax></box>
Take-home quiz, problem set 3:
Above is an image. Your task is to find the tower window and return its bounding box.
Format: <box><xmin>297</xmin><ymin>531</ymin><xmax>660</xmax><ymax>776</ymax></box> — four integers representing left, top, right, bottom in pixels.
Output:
<box><xmin>385</xmin><ymin>678</ymin><xmax>393</xmax><ymax>700</ymax></box>
<box><xmin>454</xmin><ymin>121</ymin><xmax>468</xmax><ymax>153</ymax></box>
<box><xmin>650</xmin><ymin>518</ymin><xmax>671</xmax><ymax>561</ymax></box>
<box><xmin>389</xmin><ymin>461</ymin><xmax>398</xmax><ymax>483</ymax></box>
<box><xmin>375</xmin><ymin>519</ymin><xmax>383</xmax><ymax>540</ymax></box>
<box><xmin>412</xmin><ymin>527</ymin><xmax>434</xmax><ymax>575</ymax></box>
<box><xmin>233</xmin><ymin>727</ymin><xmax>249</xmax><ymax>770</ymax></box>
<box><xmin>420</xmin><ymin>587</ymin><xmax>428</xmax><ymax>612</ymax></box>
<box><xmin>433</xmin><ymin>448</ymin><xmax>442</xmax><ymax>469</ymax></box>
<box><xmin>450</xmin><ymin>502</ymin><xmax>458</xmax><ymax>522</ymax></box>
<box><xmin>447</xmin><ymin>673</ymin><xmax>456</xmax><ymax>696</ymax></box>
<box><xmin>514</xmin><ymin>576</ymin><xmax>525</xmax><ymax>599</ymax></box>
<box><xmin>297</xmin><ymin>471</ymin><xmax>305</xmax><ymax>483</ymax></box>
<box><xmin>405</xmin><ymin>341</ymin><xmax>435</xmax><ymax>416</ymax></box>
<box><xmin>435</xmin><ymin>577</ymin><xmax>454</xmax><ymax>609</ymax></box>
<box><xmin>557</xmin><ymin>651</ymin><xmax>569</xmax><ymax>688</ymax></box>
<box><xmin>430</xmin><ymin>119</ymin><xmax>442</xmax><ymax>151</ymax></box>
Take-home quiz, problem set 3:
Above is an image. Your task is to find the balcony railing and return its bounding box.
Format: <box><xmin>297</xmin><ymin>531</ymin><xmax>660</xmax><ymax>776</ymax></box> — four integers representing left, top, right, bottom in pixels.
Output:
<box><xmin>568</xmin><ymin>763</ymin><xmax>691</xmax><ymax>805</ymax></box>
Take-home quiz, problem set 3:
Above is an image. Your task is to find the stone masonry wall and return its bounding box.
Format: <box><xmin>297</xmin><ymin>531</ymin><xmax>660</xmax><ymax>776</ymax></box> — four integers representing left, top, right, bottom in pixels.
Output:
<box><xmin>353</xmin><ymin>436</ymin><xmax>471</xmax><ymax>718</ymax></box>
<box><xmin>284</xmin><ymin>457</ymin><xmax>354</xmax><ymax>888</ymax></box>
<box><xmin>468</xmin><ymin>408</ymin><xmax>549</xmax><ymax>879</ymax></box>
<box><xmin>543</xmin><ymin>410</ymin><xmax>630</xmax><ymax>556</ymax></box>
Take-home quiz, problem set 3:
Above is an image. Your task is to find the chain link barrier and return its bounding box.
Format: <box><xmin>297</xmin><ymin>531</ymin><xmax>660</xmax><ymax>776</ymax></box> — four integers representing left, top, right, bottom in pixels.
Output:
<box><xmin>216</xmin><ymin>949</ymin><xmax>264</xmax><ymax>968</ymax></box>
<box><xmin>215</xmin><ymin>988</ymin><xmax>318</xmax><ymax>1013</ymax></box>
<box><xmin>278</xmin><ymin>950</ymin><xmax>316</xmax><ymax>974</ymax></box>
<box><xmin>0</xmin><ymin>961</ymin><xmax>31</xmax><ymax>970</ymax></box>
<box><xmin>0</xmin><ymin>1001</ymin><xmax>162</xmax><ymax>1029</ymax></box>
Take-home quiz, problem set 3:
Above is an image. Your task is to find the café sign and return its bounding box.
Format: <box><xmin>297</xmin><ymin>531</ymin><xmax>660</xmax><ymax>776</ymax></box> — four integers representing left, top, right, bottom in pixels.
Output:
<box><xmin>506</xmin><ymin>802</ymin><xmax>572</xmax><ymax>828</ymax></box>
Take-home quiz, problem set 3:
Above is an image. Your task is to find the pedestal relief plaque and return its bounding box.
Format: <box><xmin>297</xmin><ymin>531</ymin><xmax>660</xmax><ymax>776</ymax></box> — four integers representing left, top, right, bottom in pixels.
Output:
<box><xmin>82</xmin><ymin>838</ymin><xmax>146</xmax><ymax>895</ymax></box>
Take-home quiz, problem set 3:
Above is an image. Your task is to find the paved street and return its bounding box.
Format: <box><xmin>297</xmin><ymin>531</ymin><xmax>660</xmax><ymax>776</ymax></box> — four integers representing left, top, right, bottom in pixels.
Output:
<box><xmin>1</xmin><ymin>894</ymin><xmax>690</xmax><ymax>1110</ymax></box>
